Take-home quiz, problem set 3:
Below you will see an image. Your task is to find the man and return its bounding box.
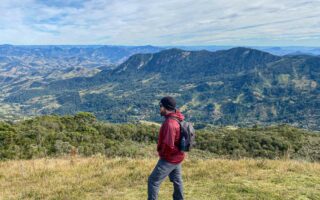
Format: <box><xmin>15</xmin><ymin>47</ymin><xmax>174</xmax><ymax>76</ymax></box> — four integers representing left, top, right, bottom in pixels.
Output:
<box><xmin>148</xmin><ymin>96</ymin><xmax>185</xmax><ymax>200</ymax></box>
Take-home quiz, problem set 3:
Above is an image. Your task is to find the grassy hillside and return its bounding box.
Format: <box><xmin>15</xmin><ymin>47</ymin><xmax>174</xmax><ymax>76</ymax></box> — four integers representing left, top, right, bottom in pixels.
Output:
<box><xmin>1</xmin><ymin>113</ymin><xmax>319</xmax><ymax>199</ymax></box>
<box><xmin>0</xmin><ymin>156</ymin><xmax>319</xmax><ymax>200</ymax></box>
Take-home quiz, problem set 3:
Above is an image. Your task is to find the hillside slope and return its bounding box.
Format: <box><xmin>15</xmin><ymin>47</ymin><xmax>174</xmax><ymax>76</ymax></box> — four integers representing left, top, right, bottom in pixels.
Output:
<box><xmin>1</xmin><ymin>47</ymin><xmax>320</xmax><ymax>130</ymax></box>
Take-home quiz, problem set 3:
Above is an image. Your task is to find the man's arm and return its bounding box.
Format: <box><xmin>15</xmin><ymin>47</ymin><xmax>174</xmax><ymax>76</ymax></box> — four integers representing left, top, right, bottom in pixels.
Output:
<box><xmin>158</xmin><ymin>122</ymin><xmax>177</xmax><ymax>158</ymax></box>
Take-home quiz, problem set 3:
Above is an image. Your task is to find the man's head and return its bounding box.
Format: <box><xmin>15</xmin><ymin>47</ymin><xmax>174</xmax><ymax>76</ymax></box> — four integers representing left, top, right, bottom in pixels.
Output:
<box><xmin>159</xmin><ymin>96</ymin><xmax>176</xmax><ymax>116</ymax></box>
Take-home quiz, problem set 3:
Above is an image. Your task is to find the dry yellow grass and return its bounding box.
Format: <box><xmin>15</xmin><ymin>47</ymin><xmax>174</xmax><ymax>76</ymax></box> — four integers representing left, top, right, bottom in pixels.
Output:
<box><xmin>0</xmin><ymin>156</ymin><xmax>319</xmax><ymax>200</ymax></box>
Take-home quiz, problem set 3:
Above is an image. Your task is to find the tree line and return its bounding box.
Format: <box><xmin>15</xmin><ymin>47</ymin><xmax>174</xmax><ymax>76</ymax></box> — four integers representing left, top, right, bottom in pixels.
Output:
<box><xmin>0</xmin><ymin>112</ymin><xmax>319</xmax><ymax>161</ymax></box>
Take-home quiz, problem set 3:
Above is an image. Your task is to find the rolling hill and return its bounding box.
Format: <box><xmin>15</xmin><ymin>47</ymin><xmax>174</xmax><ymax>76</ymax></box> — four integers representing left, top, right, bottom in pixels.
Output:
<box><xmin>1</xmin><ymin>47</ymin><xmax>319</xmax><ymax>130</ymax></box>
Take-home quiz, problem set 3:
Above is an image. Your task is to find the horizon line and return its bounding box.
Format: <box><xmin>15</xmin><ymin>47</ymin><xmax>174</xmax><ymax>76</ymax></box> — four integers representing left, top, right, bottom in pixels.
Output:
<box><xmin>1</xmin><ymin>44</ymin><xmax>320</xmax><ymax>48</ymax></box>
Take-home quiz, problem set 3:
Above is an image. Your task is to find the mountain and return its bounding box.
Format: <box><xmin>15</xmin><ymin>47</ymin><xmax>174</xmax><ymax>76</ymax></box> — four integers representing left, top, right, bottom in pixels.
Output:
<box><xmin>1</xmin><ymin>47</ymin><xmax>319</xmax><ymax>130</ymax></box>
<box><xmin>0</xmin><ymin>44</ymin><xmax>163</xmax><ymax>81</ymax></box>
<box><xmin>105</xmin><ymin>47</ymin><xmax>281</xmax><ymax>83</ymax></box>
<box><xmin>256</xmin><ymin>46</ymin><xmax>320</xmax><ymax>56</ymax></box>
<box><xmin>0</xmin><ymin>45</ymin><xmax>164</xmax><ymax>115</ymax></box>
<box><xmin>0</xmin><ymin>44</ymin><xmax>163</xmax><ymax>64</ymax></box>
<box><xmin>172</xmin><ymin>45</ymin><xmax>320</xmax><ymax>56</ymax></box>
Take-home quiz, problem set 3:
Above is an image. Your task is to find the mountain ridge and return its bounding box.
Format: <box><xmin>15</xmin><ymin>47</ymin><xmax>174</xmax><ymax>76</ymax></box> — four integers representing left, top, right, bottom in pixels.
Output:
<box><xmin>1</xmin><ymin>47</ymin><xmax>319</xmax><ymax>130</ymax></box>
<box><xmin>112</xmin><ymin>47</ymin><xmax>281</xmax><ymax>76</ymax></box>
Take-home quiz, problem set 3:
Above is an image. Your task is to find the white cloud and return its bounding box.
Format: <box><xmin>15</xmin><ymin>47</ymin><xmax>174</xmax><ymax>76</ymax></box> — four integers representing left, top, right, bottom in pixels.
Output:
<box><xmin>0</xmin><ymin>0</ymin><xmax>319</xmax><ymax>46</ymax></box>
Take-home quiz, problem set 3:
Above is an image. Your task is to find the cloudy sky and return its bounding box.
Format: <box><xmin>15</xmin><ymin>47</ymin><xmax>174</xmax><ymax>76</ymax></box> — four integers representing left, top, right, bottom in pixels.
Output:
<box><xmin>1</xmin><ymin>0</ymin><xmax>320</xmax><ymax>46</ymax></box>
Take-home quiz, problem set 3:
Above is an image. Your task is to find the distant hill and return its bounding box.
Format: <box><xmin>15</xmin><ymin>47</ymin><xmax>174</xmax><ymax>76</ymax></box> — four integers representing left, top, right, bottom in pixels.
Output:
<box><xmin>166</xmin><ymin>45</ymin><xmax>320</xmax><ymax>56</ymax></box>
<box><xmin>0</xmin><ymin>44</ymin><xmax>163</xmax><ymax>65</ymax></box>
<box><xmin>1</xmin><ymin>47</ymin><xmax>319</xmax><ymax>130</ymax></box>
<box><xmin>0</xmin><ymin>44</ymin><xmax>163</xmax><ymax>82</ymax></box>
<box><xmin>0</xmin><ymin>45</ymin><xmax>163</xmax><ymax>120</ymax></box>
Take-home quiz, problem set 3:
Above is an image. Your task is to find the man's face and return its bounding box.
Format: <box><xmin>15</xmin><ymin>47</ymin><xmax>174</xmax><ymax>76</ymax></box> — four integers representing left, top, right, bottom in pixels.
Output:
<box><xmin>159</xmin><ymin>102</ymin><xmax>166</xmax><ymax>116</ymax></box>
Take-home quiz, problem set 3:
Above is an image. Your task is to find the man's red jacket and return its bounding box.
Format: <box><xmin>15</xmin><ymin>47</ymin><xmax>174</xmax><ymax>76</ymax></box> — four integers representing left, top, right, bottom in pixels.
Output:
<box><xmin>157</xmin><ymin>109</ymin><xmax>185</xmax><ymax>164</ymax></box>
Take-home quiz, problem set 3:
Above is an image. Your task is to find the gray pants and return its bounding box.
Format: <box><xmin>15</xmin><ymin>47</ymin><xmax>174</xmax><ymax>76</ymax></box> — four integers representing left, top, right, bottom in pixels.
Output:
<box><xmin>148</xmin><ymin>159</ymin><xmax>184</xmax><ymax>200</ymax></box>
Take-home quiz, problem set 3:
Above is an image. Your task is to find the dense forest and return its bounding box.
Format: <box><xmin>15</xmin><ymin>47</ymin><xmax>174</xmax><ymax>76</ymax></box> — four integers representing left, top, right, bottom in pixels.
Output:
<box><xmin>0</xmin><ymin>112</ymin><xmax>319</xmax><ymax>161</ymax></box>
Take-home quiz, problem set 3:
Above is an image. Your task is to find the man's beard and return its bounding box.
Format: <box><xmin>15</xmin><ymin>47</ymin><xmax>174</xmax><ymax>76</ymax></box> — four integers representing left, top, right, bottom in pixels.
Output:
<box><xmin>160</xmin><ymin>110</ymin><xmax>166</xmax><ymax>116</ymax></box>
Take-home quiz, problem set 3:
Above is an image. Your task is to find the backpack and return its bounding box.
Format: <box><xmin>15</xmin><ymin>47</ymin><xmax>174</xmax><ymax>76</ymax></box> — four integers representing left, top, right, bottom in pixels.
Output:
<box><xmin>169</xmin><ymin>117</ymin><xmax>196</xmax><ymax>152</ymax></box>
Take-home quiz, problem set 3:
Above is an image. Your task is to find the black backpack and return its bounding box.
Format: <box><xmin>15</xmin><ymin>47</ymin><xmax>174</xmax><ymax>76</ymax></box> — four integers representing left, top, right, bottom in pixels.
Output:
<box><xmin>169</xmin><ymin>117</ymin><xmax>196</xmax><ymax>152</ymax></box>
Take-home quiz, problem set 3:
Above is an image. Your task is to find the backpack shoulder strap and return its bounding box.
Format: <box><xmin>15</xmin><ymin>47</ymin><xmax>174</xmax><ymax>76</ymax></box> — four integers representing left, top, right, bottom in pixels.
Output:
<box><xmin>167</xmin><ymin>116</ymin><xmax>182</xmax><ymax>124</ymax></box>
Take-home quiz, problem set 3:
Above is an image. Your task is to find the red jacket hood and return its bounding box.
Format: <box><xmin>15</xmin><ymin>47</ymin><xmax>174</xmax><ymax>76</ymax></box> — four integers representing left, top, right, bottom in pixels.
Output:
<box><xmin>164</xmin><ymin>109</ymin><xmax>185</xmax><ymax>121</ymax></box>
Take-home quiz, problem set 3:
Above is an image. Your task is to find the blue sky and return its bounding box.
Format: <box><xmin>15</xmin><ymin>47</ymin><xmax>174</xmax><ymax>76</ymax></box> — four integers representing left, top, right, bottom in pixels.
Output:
<box><xmin>0</xmin><ymin>0</ymin><xmax>320</xmax><ymax>46</ymax></box>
